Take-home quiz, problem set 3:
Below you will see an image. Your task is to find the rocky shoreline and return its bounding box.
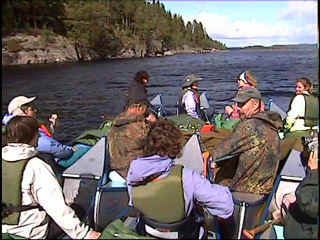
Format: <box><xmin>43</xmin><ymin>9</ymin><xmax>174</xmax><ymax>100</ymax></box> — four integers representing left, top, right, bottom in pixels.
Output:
<box><xmin>2</xmin><ymin>33</ymin><xmax>219</xmax><ymax>66</ymax></box>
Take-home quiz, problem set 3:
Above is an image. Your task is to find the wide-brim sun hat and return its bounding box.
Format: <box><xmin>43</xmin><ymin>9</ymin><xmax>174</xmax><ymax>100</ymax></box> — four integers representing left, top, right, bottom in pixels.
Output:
<box><xmin>8</xmin><ymin>96</ymin><xmax>37</xmax><ymax>114</ymax></box>
<box><xmin>233</xmin><ymin>88</ymin><xmax>262</xmax><ymax>103</ymax></box>
<box><xmin>182</xmin><ymin>74</ymin><xmax>202</xmax><ymax>88</ymax></box>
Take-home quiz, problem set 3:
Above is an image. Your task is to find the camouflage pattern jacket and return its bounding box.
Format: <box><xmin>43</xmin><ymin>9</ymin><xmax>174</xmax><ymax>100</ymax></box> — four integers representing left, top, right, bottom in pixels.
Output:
<box><xmin>211</xmin><ymin>111</ymin><xmax>283</xmax><ymax>195</ymax></box>
<box><xmin>107</xmin><ymin>112</ymin><xmax>150</xmax><ymax>178</ymax></box>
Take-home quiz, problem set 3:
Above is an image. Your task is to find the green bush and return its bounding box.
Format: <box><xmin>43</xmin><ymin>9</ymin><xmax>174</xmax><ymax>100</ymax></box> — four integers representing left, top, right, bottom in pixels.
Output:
<box><xmin>41</xmin><ymin>29</ymin><xmax>56</xmax><ymax>44</ymax></box>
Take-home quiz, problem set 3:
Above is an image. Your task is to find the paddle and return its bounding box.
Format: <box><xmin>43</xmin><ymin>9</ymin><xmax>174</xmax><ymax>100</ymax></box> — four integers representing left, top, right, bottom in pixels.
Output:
<box><xmin>242</xmin><ymin>218</ymin><xmax>282</xmax><ymax>239</ymax></box>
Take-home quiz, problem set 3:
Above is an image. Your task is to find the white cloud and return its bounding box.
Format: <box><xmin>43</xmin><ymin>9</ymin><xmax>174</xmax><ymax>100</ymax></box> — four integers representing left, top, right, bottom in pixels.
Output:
<box><xmin>182</xmin><ymin>2</ymin><xmax>317</xmax><ymax>47</ymax></box>
<box><xmin>279</xmin><ymin>1</ymin><xmax>317</xmax><ymax>24</ymax></box>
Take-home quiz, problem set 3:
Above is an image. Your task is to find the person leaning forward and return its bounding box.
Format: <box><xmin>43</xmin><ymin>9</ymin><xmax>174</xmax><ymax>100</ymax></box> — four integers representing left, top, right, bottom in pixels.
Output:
<box><xmin>108</xmin><ymin>100</ymin><xmax>156</xmax><ymax>179</ymax></box>
<box><xmin>127</xmin><ymin>119</ymin><xmax>235</xmax><ymax>239</ymax></box>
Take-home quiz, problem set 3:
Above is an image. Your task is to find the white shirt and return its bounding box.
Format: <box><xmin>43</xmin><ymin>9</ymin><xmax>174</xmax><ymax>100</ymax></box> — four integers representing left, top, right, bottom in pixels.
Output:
<box><xmin>182</xmin><ymin>90</ymin><xmax>200</xmax><ymax>119</ymax></box>
<box><xmin>285</xmin><ymin>94</ymin><xmax>318</xmax><ymax>132</ymax></box>
<box><xmin>2</xmin><ymin>144</ymin><xmax>93</xmax><ymax>239</ymax></box>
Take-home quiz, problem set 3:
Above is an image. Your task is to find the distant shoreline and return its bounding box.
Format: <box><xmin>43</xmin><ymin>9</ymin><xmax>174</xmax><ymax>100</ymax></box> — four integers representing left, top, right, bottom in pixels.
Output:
<box><xmin>229</xmin><ymin>43</ymin><xmax>317</xmax><ymax>50</ymax></box>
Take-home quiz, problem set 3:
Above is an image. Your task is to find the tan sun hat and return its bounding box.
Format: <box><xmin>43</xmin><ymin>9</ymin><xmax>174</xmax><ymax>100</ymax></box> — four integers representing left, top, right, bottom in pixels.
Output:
<box><xmin>8</xmin><ymin>96</ymin><xmax>36</xmax><ymax>114</ymax></box>
<box><xmin>182</xmin><ymin>74</ymin><xmax>202</xmax><ymax>88</ymax></box>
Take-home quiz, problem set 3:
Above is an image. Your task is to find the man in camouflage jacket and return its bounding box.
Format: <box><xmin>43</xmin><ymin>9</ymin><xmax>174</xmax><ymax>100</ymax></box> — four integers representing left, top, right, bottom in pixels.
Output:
<box><xmin>108</xmin><ymin>101</ymin><xmax>152</xmax><ymax>178</ymax></box>
<box><xmin>210</xmin><ymin>88</ymin><xmax>283</xmax><ymax>195</ymax></box>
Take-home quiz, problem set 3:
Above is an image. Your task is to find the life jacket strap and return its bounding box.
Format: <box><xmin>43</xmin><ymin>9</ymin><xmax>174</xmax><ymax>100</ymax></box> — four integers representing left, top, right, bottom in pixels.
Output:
<box><xmin>2</xmin><ymin>203</ymin><xmax>43</xmax><ymax>219</ymax></box>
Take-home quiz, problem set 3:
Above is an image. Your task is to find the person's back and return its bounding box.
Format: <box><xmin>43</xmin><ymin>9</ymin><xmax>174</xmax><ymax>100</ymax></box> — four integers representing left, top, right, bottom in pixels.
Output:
<box><xmin>124</xmin><ymin>71</ymin><xmax>150</xmax><ymax>110</ymax></box>
<box><xmin>2</xmin><ymin>116</ymin><xmax>100</xmax><ymax>239</ymax></box>
<box><xmin>108</xmin><ymin>101</ymin><xmax>151</xmax><ymax>178</ymax></box>
<box><xmin>127</xmin><ymin>120</ymin><xmax>235</xmax><ymax>239</ymax></box>
<box><xmin>278</xmin><ymin>134</ymin><xmax>318</xmax><ymax>239</ymax></box>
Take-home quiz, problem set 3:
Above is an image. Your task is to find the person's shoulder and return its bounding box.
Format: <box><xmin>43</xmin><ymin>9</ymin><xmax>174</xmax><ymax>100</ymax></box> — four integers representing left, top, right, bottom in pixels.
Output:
<box><xmin>26</xmin><ymin>156</ymin><xmax>53</xmax><ymax>172</ymax></box>
<box><xmin>292</xmin><ymin>94</ymin><xmax>305</xmax><ymax>102</ymax></box>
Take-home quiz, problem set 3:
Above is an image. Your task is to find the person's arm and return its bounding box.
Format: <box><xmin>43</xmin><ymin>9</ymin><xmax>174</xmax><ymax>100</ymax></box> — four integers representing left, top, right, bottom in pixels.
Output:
<box><xmin>30</xmin><ymin>158</ymin><xmax>100</xmax><ymax>239</ymax></box>
<box><xmin>183</xmin><ymin>168</ymin><xmax>234</xmax><ymax>219</ymax></box>
<box><xmin>183</xmin><ymin>92</ymin><xmax>199</xmax><ymax>118</ymax></box>
<box><xmin>285</xmin><ymin>95</ymin><xmax>305</xmax><ymax>130</ymax></box>
<box><xmin>211</xmin><ymin>120</ymin><xmax>258</xmax><ymax>162</ymax></box>
<box><xmin>294</xmin><ymin>170</ymin><xmax>319</xmax><ymax>219</ymax></box>
<box><xmin>37</xmin><ymin>130</ymin><xmax>74</xmax><ymax>159</ymax></box>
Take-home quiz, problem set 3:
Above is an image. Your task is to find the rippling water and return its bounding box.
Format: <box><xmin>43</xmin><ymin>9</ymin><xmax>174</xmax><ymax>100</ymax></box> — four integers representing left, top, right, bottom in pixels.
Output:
<box><xmin>2</xmin><ymin>46</ymin><xmax>318</xmax><ymax>143</ymax></box>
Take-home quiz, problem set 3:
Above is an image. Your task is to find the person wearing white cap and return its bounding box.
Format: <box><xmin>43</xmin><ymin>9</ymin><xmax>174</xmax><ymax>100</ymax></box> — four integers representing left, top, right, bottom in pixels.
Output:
<box><xmin>177</xmin><ymin>74</ymin><xmax>202</xmax><ymax>119</ymax></box>
<box><xmin>2</xmin><ymin>96</ymin><xmax>74</xmax><ymax>162</ymax></box>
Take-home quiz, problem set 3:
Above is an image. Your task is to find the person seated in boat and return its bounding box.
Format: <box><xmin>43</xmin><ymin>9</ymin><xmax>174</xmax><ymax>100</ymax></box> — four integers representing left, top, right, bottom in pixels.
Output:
<box><xmin>208</xmin><ymin>88</ymin><xmax>283</xmax><ymax>237</ymax></box>
<box><xmin>224</xmin><ymin>70</ymin><xmax>260</xmax><ymax>120</ymax></box>
<box><xmin>284</xmin><ymin>77</ymin><xmax>319</xmax><ymax>138</ymax></box>
<box><xmin>210</xmin><ymin>88</ymin><xmax>282</xmax><ymax>192</ymax></box>
<box><xmin>127</xmin><ymin>119</ymin><xmax>235</xmax><ymax>239</ymax></box>
<box><xmin>108</xmin><ymin>100</ymin><xmax>157</xmax><ymax>179</ymax></box>
<box><xmin>271</xmin><ymin>133</ymin><xmax>318</xmax><ymax>239</ymax></box>
<box><xmin>177</xmin><ymin>74</ymin><xmax>203</xmax><ymax>119</ymax></box>
<box><xmin>124</xmin><ymin>70</ymin><xmax>151</xmax><ymax>110</ymax></box>
<box><xmin>283</xmin><ymin>134</ymin><xmax>318</xmax><ymax>239</ymax></box>
<box><xmin>279</xmin><ymin>77</ymin><xmax>319</xmax><ymax>163</ymax></box>
<box><xmin>2</xmin><ymin>115</ymin><xmax>101</xmax><ymax>239</ymax></box>
<box><xmin>2</xmin><ymin>96</ymin><xmax>78</xmax><ymax>168</ymax></box>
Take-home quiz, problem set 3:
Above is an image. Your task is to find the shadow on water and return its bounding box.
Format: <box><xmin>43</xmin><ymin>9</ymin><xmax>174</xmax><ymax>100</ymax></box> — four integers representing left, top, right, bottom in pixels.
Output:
<box><xmin>2</xmin><ymin>47</ymin><xmax>317</xmax><ymax>143</ymax></box>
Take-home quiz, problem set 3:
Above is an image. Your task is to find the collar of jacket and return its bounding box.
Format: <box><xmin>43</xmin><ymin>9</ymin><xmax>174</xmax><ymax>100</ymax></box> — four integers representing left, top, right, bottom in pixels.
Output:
<box><xmin>249</xmin><ymin>111</ymin><xmax>283</xmax><ymax>131</ymax></box>
<box><xmin>113</xmin><ymin>112</ymin><xmax>146</xmax><ymax>127</ymax></box>
<box><xmin>2</xmin><ymin>143</ymin><xmax>38</xmax><ymax>162</ymax></box>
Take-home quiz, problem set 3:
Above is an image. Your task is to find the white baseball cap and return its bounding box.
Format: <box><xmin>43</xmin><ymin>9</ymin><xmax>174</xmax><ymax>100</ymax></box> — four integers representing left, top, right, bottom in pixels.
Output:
<box><xmin>8</xmin><ymin>96</ymin><xmax>36</xmax><ymax>114</ymax></box>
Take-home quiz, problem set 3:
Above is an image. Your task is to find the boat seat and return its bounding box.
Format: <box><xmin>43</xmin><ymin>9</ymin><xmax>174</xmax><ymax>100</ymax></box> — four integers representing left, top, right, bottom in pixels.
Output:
<box><xmin>231</xmin><ymin>192</ymin><xmax>269</xmax><ymax>239</ymax></box>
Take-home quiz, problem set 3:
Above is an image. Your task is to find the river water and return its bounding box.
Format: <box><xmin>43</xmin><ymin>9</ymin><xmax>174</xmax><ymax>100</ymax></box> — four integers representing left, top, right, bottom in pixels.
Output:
<box><xmin>2</xmin><ymin>46</ymin><xmax>318</xmax><ymax>143</ymax></box>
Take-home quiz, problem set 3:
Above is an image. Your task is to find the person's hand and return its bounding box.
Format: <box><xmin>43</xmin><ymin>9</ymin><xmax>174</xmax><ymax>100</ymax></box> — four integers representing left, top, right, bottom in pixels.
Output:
<box><xmin>86</xmin><ymin>230</ymin><xmax>101</xmax><ymax>239</ymax></box>
<box><xmin>210</xmin><ymin>161</ymin><xmax>217</xmax><ymax>169</ymax></box>
<box><xmin>146</xmin><ymin>112</ymin><xmax>157</xmax><ymax>122</ymax></box>
<box><xmin>282</xmin><ymin>193</ymin><xmax>296</xmax><ymax>209</ymax></box>
<box><xmin>71</xmin><ymin>146</ymin><xmax>77</xmax><ymax>152</ymax></box>
<box><xmin>308</xmin><ymin>150</ymin><xmax>318</xmax><ymax>170</ymax></box>
<box><xmin>49</xmin><ymin>114</ymin><xmax>58</xmax><ymax>128</ymax></box>
<box><xmin>49</xmin><ymin>114</ymin><xmax>58</xmax><ymax>122</ymax></box>
<box><xmin>225</xmin><ymin>106</ymin><xmax>233</xmax><ymax>115</ymax></box>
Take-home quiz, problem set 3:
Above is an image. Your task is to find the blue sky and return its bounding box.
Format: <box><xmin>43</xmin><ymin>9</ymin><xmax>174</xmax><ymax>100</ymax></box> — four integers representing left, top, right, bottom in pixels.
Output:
<box><xmin>160</xmin><ymin>0</ymin><xmax>318</xmax><ymax>47</ymax></box>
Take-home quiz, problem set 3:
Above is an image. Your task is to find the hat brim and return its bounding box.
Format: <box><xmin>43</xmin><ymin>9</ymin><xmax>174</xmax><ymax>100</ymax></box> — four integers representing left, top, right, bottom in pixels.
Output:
<box><xmin>27</xmin><ymin>96</ymin><xmax>37</xmax><ymax>103</ymax></box>
<box><xmin>8</xmin><ymin>96</ymin><xmax>37</xmax><ymax>114</ymax></box>
<box><xmin>232</xmin><ymin>96</ymin><xmax>248</xmax><ymax>103</ymax></box>
<box><xmin>182</xmin><ymin>79</ymin><xmax>201</xmax><ymax>88</ymax></box>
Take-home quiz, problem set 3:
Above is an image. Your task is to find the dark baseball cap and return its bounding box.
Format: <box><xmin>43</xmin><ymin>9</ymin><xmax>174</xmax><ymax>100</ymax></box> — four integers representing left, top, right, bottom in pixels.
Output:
<box><xmin>233</xmin><ymin>88</ymin><xmax>262</xmax><ymax>103</ymax></box>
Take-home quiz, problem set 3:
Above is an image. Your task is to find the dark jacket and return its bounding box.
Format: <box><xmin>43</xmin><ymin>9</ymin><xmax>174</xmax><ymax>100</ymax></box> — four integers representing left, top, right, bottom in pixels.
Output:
<box><xmin>211</xmin><ymin>111</ymin><xmax>283</xmax><ymax>194</ymax></box>
<box><xmin>107</xmin><ymin>111</ymin><xmax>151</xmax><ymax>178</ymax></box>
<box><xmin>125</xmin><ymin>80</ymin><xmax>150</xmax><ymax>109</ymax></box>
<box><xmin>284</xmin><ymin>169</ymin><xmax>319</xmax><ymax>239</ymax></box>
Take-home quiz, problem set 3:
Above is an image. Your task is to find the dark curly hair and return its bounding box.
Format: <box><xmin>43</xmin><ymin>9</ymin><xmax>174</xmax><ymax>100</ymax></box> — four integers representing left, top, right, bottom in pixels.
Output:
<box><xmin>142</xmin><ymin>120</ymin><xmax>183</xmax><ymax>158</ymax></box>
<box><xmin>134</xmin><ymin>71</ymin><xmax>149</xmax><ymax>84</ymax></box>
